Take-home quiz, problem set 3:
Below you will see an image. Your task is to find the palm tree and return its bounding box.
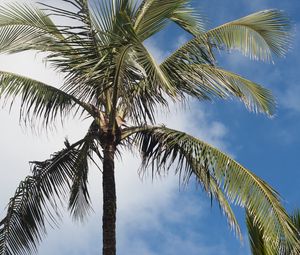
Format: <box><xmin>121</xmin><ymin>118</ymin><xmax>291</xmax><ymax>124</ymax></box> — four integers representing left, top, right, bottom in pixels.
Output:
<box><xmin>0</xmin><ymin>1</ymin><xmax>298</xmax><ymax>255</ymax></box>
<box><xmin>247</xmin><ymin>209</ymin><xmax>300</xmax><ymax>255</ymax></box>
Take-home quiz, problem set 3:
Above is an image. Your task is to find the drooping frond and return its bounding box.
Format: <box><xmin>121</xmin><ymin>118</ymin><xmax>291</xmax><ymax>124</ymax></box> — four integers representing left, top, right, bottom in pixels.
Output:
<box><xmin>0</xmin><ymin>138</ymin><xmax>86</xmax><ymax>255</ymax></box>
<box><xmin>162</xmin><ymin>58</ymin><xmax>275</xmax><ymax>115</ymax></box>
<box><xmin>120</xmin><ymin>125</ymin><xmax>238</xmax><ymax>238</ymax></box>
<box><xmin>127</xmin><ymin>125</ymin><xmax>300</xmax><ymax>251</ymax></box>
<box><xmin>192</xmin><ymin>163</ymin><xmax>242</xmax><ymax>239</ymax></box>
<box><xmin>246</xmin><ymin>210</ymin><xmax>272</xmax><ymax>255</ymax></box>
<box><xmin>68</xmin><ymin>133</ymin><xmax>100</xmax><ymax>222</ymax></box>
<box><xmin>187</xmin><ymin>65</ymin><xmax>275</xmax><ymax>115</ymax></box>
<box><xmin>0</xmin><ymin>71</ymin><xmax>92</xmax><ymax>128</ymax></box>
<box><xmin>206</xmin><ymin>9</ymin><xmax>292</xmax><ymax>61</ymax></box>
<box><xmin>247</xmin><ymin>209</ymin><xmax>300</xmax><ymax>255</ymax></box>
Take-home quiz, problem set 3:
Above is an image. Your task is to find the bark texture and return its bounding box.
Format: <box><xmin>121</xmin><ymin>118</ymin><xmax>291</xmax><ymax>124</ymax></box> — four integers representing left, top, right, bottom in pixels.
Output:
<box><xmin>102</xmin><ymin>139</ymin><xmax>116</xmax><ymax>255</ymax></box>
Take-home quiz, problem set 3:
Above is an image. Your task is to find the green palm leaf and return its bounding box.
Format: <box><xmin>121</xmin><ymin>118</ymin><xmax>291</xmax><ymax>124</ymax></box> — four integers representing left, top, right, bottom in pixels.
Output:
<box><xmin>162</xmin><ymin>62</ymin><xmax>275</xmax><ymax>115</ymax></box>
<box><xmin>162</xmin><ymin>9</ymin><xmax>291</xmax><ymax>86</ymax></box>
<box><xmin>0</xmin><ymin>2</ymin><xmax>64</xmax><ymax>54</ymax></box>
<box><xmin>126</xmin><ymin>125</ymin><xmax>299</xmax><ymax>252</ymax></box>
<box><xmin>169</xmin><ymin>3</ymin><xmax>206</xmax><ymax>35</ymax></box>
<box><xmin>246</xmin><ymin>210</ymin><xmax>273</xmax><ymax>255</ymax></box>
<box><xmin>134</xmin><ymin>0</ymin><xmax>192</xmax><ymax>40</ymax></box>
<box><xmin>291</xmin><ymin>210</ymin><xmax>300</xmax><ymax>231</ymax></box>
<box><xmin>0</xmin><ymin>71</ymin><xmax>92</xmax><ymax>128</ymax></box>
<box><xmin>247</xmin><ymin>209</ymin><xmax>300</xmax><ymax>255</ymax></box>
<box><xmin>189</xmin><ymin>65</ymin><xmax>275</xmax><ymax>115</ymax></box>
<box><xmin>205</xmin><ymin>9</ymin><xmax>291</xmax><ymax>61</ymax></box>
<box><xmin>68</xmin><ymin>134</ymin><xmax>98</xmax><ymax>222</ymax></box>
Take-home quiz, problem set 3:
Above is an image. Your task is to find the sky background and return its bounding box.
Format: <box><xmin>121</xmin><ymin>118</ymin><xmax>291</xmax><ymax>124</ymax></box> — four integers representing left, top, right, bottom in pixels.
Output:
<box><xmin>0</xmin><ymin>0</ymin><xmax>300</xmax><ymax>254</ymax></box>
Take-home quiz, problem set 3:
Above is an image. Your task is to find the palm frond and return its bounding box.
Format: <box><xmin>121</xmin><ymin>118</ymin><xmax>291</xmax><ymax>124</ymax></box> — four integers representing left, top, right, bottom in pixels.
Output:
<box><xmin>49</xmin><ymin>1</ymin><xmax>149</xmax><ymax>109</ymax></box>
<box><xmin>161</xmin><ymin>9</ymin><xmax>291</xmax><ymax>93</ymax></box>
<box><xmin>162</xmin><ymin>59</ymin><xmax>275</xmax><ymax>115</ymax></box>
<box><xmin>37</xmin><ymin>1</ymin><xmax>115</xmax><ymax>105</ymax></box>
<box><xmin>160</xmin><ymin>32</ymin><xmax>216</xmax><ymax>91</ymax></box>
<box><xmin>91</xmin><ymin>12</ymin><xmax>177</xmax><ymax>124</ymax></box>
<box><xmin>291</xmin><ymin>210</ymin><xmax>300</xmax><ymax>231</ymax></box>
<box><xmin>196</xmin><ymin>166</ymin><xmax>242</xmax><ymax>239</ymax></box>
<box><xmin>0</xmin><ymin>138</ymin><xmax>86</xmax><ymax>255</ymax></box>
<box><xmin>246</xmin><ymin>210</ymin><xmax>273</xmax><ymax>255</ymax></box>
<box><xmin>122</xmin><ymin>125</ymin><xmax>238</xmax><ymax>238</ymax></box>
<box><xmin>188</xmin><ymin>65</ymin><xmax>275</xmax><ymax>115</ymax></box>
<box><xmin>127</xmin><ymin>125</ymin><xmax>300</xmax><ymax>251</ymax></box>
<box><xmin>246</xmin><ymin>208</ymin><xmax>300</xmax><ymax>255</ymax></box>
<box><xmin>170</xmin><ymin>3</ymin><xmax>206</xmax><ymax>35</ymax></box>
<box><xmin>0</xmin><ymin>2</ymin><xmax>64</xmax><ymax>54</ymax></box>
<box><xmin>206</xmin><ymin>10</ymin><xmax>292</xmax><ymax>61</ymax></box>
<box><xmin>68</xmin><ymin>131</ymin><xmax>100</xmax><ymax>221</ymax></box>
<box><xmin>134</xmin><ymin>0</ymin><xmax>189</xmax><ymax>41</ymax></box>
<box><xmin>0</xmin><ymin>71</ymin><xmax>93</xmax><ymax>128</ymax></box>
<box><xmin>0</xmin><ymin>1</ymin><xmax>116</xmax><ymax>107</ymax></box>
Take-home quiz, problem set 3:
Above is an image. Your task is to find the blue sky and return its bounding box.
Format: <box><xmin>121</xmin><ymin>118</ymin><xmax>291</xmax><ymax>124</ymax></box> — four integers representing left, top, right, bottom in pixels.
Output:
<box><xmin>0</xmin><ymin>0</ymin><xmax>300</xmax><ymax>255</ymax></box>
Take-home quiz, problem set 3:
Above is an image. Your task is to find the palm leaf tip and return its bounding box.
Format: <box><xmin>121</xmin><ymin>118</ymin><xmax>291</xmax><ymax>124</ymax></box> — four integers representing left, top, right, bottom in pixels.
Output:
<box><xmin>208</xmin><ymin>9</ymin><xmax>293</xmax><ymax>62</ymax></box>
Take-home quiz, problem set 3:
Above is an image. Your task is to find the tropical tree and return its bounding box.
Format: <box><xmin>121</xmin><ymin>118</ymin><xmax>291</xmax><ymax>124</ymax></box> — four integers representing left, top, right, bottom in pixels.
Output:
<box><xmin>247</xmin><ymin>209</ymin><xmax>300</xmax><ymax>255</ymax></box>
<box><xmin>0</xmin><ymin>1</ymin><xmax>298</xmax><ymax>255</ymax></box>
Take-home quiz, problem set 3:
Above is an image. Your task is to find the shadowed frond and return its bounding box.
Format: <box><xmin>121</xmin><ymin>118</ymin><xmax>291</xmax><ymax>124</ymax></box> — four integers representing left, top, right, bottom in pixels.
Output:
<box><xmin>161</xmin><ymin>32</ymin><xmax>215</xmax><ymax>96</ymax></box>
<box><xmin>246</xmin><ymin>210</ymin><xmax>273</xmax><ymax>255</ymax></box>
<box><xmin>0</xmin><ymin>71</ymin><xmax>93</xmax><ymax>128</ymax></box>
<box><xmin>206</xmin><ymin>9</ymin><xmax>292</xmax><ymax>61</ymax></box>
<box><xmin>126</xmin><ymin>126</ymin><xmax>300</xmax><ymax>251</ymax></box>
<box><xmin>291</xmin><ymin>210</ymin><xmax>300</xmax><ymax>232</ymax></box>
<box><xmin>247</xmin><ymin>209</ymin><xmax>300</xmax><ymax>255</ymax></box>
<box><xmin>0</xmin><ymin>138</ymin><xmax>86</xmax><ymax>255</ymax></box>
<box><xmin>68</xmin><ymin>133</ymin><xmax>100</xmax><ymax>222</ymax></box>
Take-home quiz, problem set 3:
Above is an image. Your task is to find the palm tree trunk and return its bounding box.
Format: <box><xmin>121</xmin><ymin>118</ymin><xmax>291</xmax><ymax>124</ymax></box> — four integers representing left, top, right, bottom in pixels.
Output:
<box><xmin>102</xmin><ymin>140</ymin><xmax>117</xmax><ymax>255</ymax></box>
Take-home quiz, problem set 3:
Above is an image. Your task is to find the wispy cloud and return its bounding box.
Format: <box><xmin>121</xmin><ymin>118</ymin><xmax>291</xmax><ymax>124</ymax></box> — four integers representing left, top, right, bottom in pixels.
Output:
<box><xmin>281</xmin><ymin>85</ymin><xmax>300</xmax><ymax>112</ymax></box>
